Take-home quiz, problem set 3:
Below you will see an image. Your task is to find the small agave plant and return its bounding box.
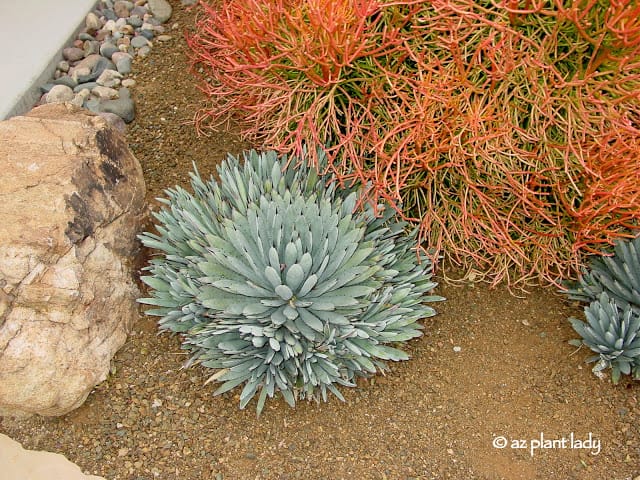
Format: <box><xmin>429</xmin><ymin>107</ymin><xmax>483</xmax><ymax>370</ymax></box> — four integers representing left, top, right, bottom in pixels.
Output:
<box><xmin>565</xmin><ymin>236</ymin><xmax>640</xmax><ymax>313</ymax></box>
<box><xmin>139</xmin><ymin>148</ymin><xmax>443</xmax><ymax>414</ymax></box>
<box><xmin>565</xmin><ymin>235</ymin><xmax>640</xmax><ymax>383</ymax></box>
<box><xmin>569</xmin><ymin>293</ymin><xmax>640</xmax><ymax>384</ymax></box>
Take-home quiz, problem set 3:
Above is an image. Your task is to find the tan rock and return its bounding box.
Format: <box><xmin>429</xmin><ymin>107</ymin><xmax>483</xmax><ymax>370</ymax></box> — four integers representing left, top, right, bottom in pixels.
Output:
<box><xmin>0</xmin><ymin>434</ymin><xmax>105</xmax><ymax>480</ymax></box>
<box><xmin>92</xmin><ymin>85</ymin><xmax>119</xmax><ymax>99</ymax></box>
<box><xmin>0</xmin><ymin>103</ymin><xmax>146</xmax><ymax>416</ymax></box>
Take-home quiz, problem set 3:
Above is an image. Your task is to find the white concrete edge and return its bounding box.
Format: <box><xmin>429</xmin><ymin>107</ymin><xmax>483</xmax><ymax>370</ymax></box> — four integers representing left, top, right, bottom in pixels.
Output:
<box><xmin>0</xmin><ymin>0</ymin><xmax>100</xmax><ymax>120</ymax></box>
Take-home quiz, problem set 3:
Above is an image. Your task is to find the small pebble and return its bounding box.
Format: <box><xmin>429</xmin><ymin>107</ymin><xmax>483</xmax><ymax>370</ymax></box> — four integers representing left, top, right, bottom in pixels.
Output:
<box><xmin>119</xmin><ymin>24</ymin><xmax>135</xmax><ymax>36</ymax></box>
<box><xmin>121</xmin><ymin>78</ymin><xmax>136</xmax><ymax>88</ymax></box>
<box><xmin>97</xmin><ymin>111</ymin><xmax>127</xmax><ymax>133</ymax></box>
<box><xmin>45</xmin><ymin>85</ymin><xmax>74</xmax><ymax>103</ymax></box>
<box><xmin>130</xmin><ymin>36</ymin><xmax>149</xmax><ymax>48</ymax></box>
<box><xmin>100</xmin><ymin>42</ymin><xmax>119</xmax><ymax>59</ymax></box>
<box><xmin>71</xmin><ymin>67</ymin><xmax>92</xmax><ymax>83</ymax></box>
<box><xmin>157</xmin><ymin>34</ymin><xmax>172</xmax><ymax>42</ymax></box>
<box><xmin>128</xmin><ymin>15</ymin><xmax>143</xmax><ymax>28</ymax></box>
<box><xmin>84</xmin><ymin>40</ymin><xmax>101</xmax><ymax>56</ymax></box>
<box><xmin>95</xmin><ymin>29</ymin><xmax>110</xmax><ymax>42</ymax></box>
<box><xmin>74</xmin><ymin>82</ymin><xmax>99</xmax><ymax>93</ymax></box>
<box><xmin>85</xmin><ymin>12</ymin><xmax>102</xmax><ymax>31</ymax></box>
<box><xmin>102</xmin><ymin>8</ymin><xmax>117</xmax><ymax>21</ymax></box>
<box><xmin>114</xmin><ymin>0</ymin><xmax>132</xmax><ymax>18</ymax></box>
<box><xmin>111</xmin><ymin>51</ymin><xmax>132</xmax><ymax>64</ymax></box>
<box><xmin>116</xmin><ymin>56</ymin><xmax>132</xmax><ymax>75</ymax></box>
<box><xmin>75</xmin><ymin>54</ymin><xmax>102</xmax><ymax>71</ymax></box>
<box><xmin>57</xmin><ymin>60</ymin><xmax>70</xmax><ymax>72</ymax></box>
<box><xmin>97</xmin><ymin>69</ymin><xmax>123</xmax><ymax>88</ymax></box>
<box><xmin>62</xmin><ymin>47</ymin><xmax>85</xmax><ymax>62</ymax></box>
<box><xmin>53</xmin><ymin>76</ymin><xmax>78</xmax><ymax>89</ymax></box>
<box><xmin>137</xmin><ymin>45</ymin><xmax>152</xmax><ymax>57</ymax></box>
<box><xmin>92</xmin><ymin>85</ymin><xmax>119</xmax><ymax>99</ymax></box>
<box><xmin>148</xmin><ymin>0</ymin><xmax>173</xmax><ymax>23</ymax></box>
<box><xmin>139</xmin><ymin>29</ymin><xmax>155</xmax><ymax>41</ymax></box>
<box><xmin>70</xmin><ymin>92</ymin><xmax>86</xmax><ymax>108</ymax></box>
<box><xmin>131</xmin><ymin>6</ymin><xmax>148</xmax><ymax>17</ymax></box>
<box><xmin>103</xmin><ymin>19</ymin><xmax>117</xmax><ymax>33</ymax></box>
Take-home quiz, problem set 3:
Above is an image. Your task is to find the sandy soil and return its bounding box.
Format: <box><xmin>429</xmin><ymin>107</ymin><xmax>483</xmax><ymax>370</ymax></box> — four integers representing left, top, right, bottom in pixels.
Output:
<box><xmin>2</xmin><ymin>1</ymin><xmax>639</xmax><ymax>479</ymax></box>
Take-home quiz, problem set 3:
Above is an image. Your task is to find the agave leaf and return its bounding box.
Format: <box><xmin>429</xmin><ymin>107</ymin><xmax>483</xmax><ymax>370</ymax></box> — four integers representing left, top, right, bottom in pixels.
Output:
<box><xmin>218</xmin><ymin>339</ymin><xmax>250</xmax><ymax>352</ymax></box>
<box><xmin>141</xmin><ymin>276</ymin><xmax>170</xmax><ymax>292</ymax></box>
<box><xmin>137</xmin><ymin>296</ymin><xmax>180</xmax><ymax>308</ymax></box>
<box><xmin>298</xmin><ymin>308</ymin><xmax>326</xmax><ymax>332</ymax></box>
<box><xmin>604</xmin><ymin>331</ymin><xmax>617</xmax><ymax>345</ymax></box>
<box><xmin>308</xmin><ymin>301</ymin><xmax>335</xmax><ymax>311</ymax></box>
<box><xmin>284</xmin><ymin>242</ymin><xmax>298</xmax><ymax>266</ymax></box>
<box><xmin>318</xmin><ymin>285</ymin><xmax>376</xmax><ymax>299</ymax></box>
<box><xmin>611</xmin><ymin>365</ymin><xmax>622</xmax><ymax>384</ymax></box>
<box><xmin>197</xmin><ymin>260</ymin><xmax>238</xmax><ymax>280</ymax></box>
<box><xmin>254</xmin><ymin>387</ymin><xmax>268</xmax><ymax>416</ymax></box>
<box><xmin>261</xmin><ymin>298</ymin><xmax>286</xmax><ymax>307</ymax></box>
<box><xmin>314</xmin><ymin>295</ymin><xmax>359</xmax><ymax>307</ymax></box>
<box><xmin>275</xmin><ymin>284</ymin><xmax>294</xmax><ymax>300</ymax></box>
<box><xmin>239</xmin><ymin>380</ymin><xmax>259</xmax><ymax>409</ymax></box>
<box><xmin>270</xmin><ymin>308</ymin><xmax>288</xmax><ymax>326</ymax></box>
<box><xmin>283</xmin><ymin>305</ymin><xmax>299</xmax><ymax>320</ymax></box>
<box><xmin>264</xmin><ymin>265</ymin><xmax>282</xmax><ymax>288</ymax></box>
<box><xmin>269</xmin><ymin>337</ymin><xmax>281</xmax><ymax>351</ymax></box>
<box><xmin>140</xmin><ymin>236</ymin><xmax>171</xmax><ymax>252</ymax></box>
<box><xmin>204</xmin><ymin>368</ymin><xmax>230</xmax><ymax>386</ymax></box>
<box><xmin>286</xmin><ymin>264</ymin><xmax>305</xmax><ymax>292</ymax></box>
<box><xmin>313</xmin><ymin>309</ymin><xmax>351</xmax><ymax>326</ymax></box>
<box><xmin>294</xmin><ymin>317</ymin><xmax>320</xmax><ymax>341</ymax></box>
<box><xmin>268</xmin><ymin>247</ymin><xmax>280</xmax><ymax>271</ymax></box>
<box><xmin>297</xmin><ymin>274</ymin><xmax>318</xmax><ymax>297</ymax></box>
<box><xmin>326</xmin><ymin>382</ymin><xmax>346</xmax><ymax>402</ymax></box>
<box><xmin>280</xmin><ymin>388</ymin><xmax>296</xmax><ymax>407</ymax></box>
<box><xmin>252</xmin><ymin>336</ymin><xmax>268</xmax><ymax>348</ymax></box>
<box><xmin>213</xmin><ymin>279</ymin><xmax>272</xmax><ymax>297</ymax></box>
<box><xmin>243</xmin><ymin>303</ymin><xmax>272</xmax><ymax>316</ymax></box>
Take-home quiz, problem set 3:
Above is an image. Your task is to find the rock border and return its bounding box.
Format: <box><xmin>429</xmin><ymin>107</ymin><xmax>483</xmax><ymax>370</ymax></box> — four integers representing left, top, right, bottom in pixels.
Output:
<box><xmin>38</xmin><ymin>0</ymin><xmax>178</xmax><ymax>126</ymax></box>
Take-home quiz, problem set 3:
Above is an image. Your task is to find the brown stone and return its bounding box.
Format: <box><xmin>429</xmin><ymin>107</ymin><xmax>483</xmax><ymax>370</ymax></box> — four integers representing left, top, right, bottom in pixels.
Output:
<box><xmin>0</xmin><ymin>103</ymin><xmax>146</xmax><ymax>416</ymax></box>
<box><xmin>0</xmin><ymin>434</ymin><xmax>106</xmax><ymax>479</ymax></box>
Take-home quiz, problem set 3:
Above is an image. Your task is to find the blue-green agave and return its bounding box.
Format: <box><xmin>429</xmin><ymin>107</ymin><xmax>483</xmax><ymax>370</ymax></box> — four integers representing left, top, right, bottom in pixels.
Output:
<box><xmin>564</xmin><ymin>235</ymin><xmax>640</xmax><ymax>382</ymax></box>
<box><xmin>569</xmin><ymin>292</ymin><xmax>640</xmax><ymax>384</ymax></box>
<box><xmin>565</xmin><ymin>236</ymin><xmax>640</xmax><ymax>313</ymax></box>
<box><xmin>139</xmin><ymin>148</ymin><xmax>443</xmax><ymax>414</ymax></box>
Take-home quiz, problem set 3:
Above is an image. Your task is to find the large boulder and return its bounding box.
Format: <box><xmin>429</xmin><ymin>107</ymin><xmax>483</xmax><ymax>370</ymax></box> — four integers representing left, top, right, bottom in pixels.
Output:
<box><xmin>0</xmin><ymin>103</ymin><xmax>146</xmax><ymax>416</ymax></box>
<box><xmin>0</xmin><ymin>434</ymin><xmax>106</xmax><ymax>480</ymax></box>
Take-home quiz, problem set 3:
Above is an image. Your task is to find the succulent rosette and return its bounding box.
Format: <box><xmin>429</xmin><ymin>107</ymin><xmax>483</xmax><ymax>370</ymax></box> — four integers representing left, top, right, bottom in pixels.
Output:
<box><xmin>139</xmin><ymin>148</ymin><xmax>443</xmax><ymax>413</ymax></box>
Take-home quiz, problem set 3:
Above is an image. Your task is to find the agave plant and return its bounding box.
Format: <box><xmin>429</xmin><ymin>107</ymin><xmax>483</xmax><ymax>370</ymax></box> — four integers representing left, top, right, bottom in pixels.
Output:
<box><xmin>139</xmin><ymin>148</ymin><xmax>443</xmax><ymax>414</ymax></box>
<box><xmin>569</xmin><ymin>292</ymin><xmax>640</xmax><ymax>384</ymax></box>
<box><xmin>565</xmin><ymin>236</ymin><xmax>640</xmax><ymax>312</ymax></box>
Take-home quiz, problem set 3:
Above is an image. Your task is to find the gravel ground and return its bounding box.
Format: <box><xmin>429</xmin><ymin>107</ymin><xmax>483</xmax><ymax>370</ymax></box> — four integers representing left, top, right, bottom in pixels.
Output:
<box><xmin>2</xmin><ymin>1</ymin><xmax>640</xmax><ymax>479</ymax></box>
